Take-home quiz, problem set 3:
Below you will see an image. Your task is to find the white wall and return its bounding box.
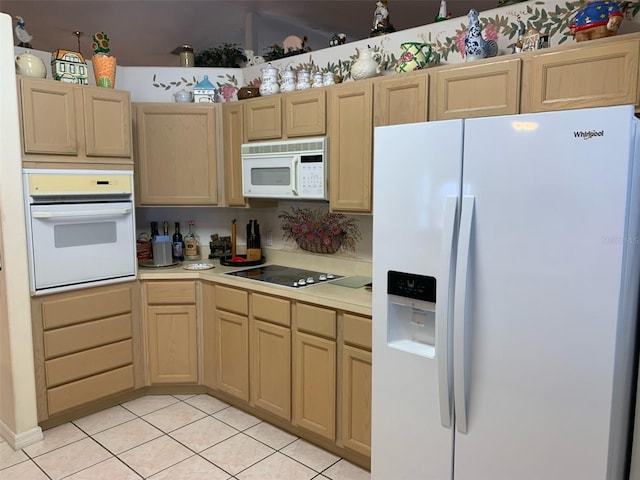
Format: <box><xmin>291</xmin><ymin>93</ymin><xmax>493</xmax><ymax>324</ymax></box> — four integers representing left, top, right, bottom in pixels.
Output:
<box><xmin>0</xmin><ymin>12</ymin><xmax>42</xmax><ymax>449</ymax></box>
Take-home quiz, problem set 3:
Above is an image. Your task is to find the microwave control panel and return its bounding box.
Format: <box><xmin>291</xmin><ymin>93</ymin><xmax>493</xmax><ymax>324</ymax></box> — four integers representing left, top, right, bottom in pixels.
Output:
<box><xmin>299</xmin><ymin>154</ymin><xmax>326</xmax><ymax>199</ymax></box>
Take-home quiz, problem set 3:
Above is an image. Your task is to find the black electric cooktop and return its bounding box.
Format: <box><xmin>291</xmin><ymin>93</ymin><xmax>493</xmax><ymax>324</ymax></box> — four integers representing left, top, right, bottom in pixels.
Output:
<box><xmin>224</xmin><ymin>264</ymin><xmax>344</xmax><ymax>288</ymax></box>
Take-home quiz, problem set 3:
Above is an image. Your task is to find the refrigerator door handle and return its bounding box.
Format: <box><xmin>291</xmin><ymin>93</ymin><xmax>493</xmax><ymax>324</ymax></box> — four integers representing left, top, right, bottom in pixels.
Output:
<box><xmin>453</xmin><ymin>195</ymin><xmax>475</xmax><ymax>434</ymax></box>
<box><xmin>436</xmin><ymin>196</ymin><xmax>458</xmax><ymax>429</ymax></box>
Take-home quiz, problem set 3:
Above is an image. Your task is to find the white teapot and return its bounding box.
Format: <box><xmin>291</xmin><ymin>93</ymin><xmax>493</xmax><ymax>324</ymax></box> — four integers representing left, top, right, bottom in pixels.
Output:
<box><xmin>173</xmin><ymin>89</ymin><xmax>193</xmax><ymax>103</ymax></box>
<box><xmin>15</xmin><ymin>52</ymin><xmax>46</xmax><ymax>78</ymax></box>
<box><xmin>351</xmin><ymin>46</ymin><xmax>381</xmax><ymax>81</ymax></box>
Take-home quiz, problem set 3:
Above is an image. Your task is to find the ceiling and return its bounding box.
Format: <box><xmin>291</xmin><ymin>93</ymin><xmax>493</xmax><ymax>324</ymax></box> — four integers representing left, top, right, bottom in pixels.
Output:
<box><xmin>1</xmin><ymin>0</ymin><xmax>498</xmax><ymax>66</ymax></box>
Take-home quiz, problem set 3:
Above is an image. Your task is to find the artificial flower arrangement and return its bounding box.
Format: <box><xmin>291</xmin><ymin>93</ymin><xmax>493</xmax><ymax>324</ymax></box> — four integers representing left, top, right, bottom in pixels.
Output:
<box><xmin>279</xmin><ymin>207</ymin><xmax>361</xmax><ymax>254</ymax></box>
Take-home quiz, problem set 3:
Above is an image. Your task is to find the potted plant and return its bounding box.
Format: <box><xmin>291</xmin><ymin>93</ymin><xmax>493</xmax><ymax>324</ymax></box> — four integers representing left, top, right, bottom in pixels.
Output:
<box><xmin>195</xmin><ymin>43</ymin><xmax>247</xmax><ymax>67</ymax></box>
<box><xmin>278</xmin><ymin>207</ymin><xmax>361</xmax><ymax>254</ymax></box>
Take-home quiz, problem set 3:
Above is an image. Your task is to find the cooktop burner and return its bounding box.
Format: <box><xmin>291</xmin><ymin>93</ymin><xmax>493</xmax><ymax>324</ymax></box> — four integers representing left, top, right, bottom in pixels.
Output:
<box><xmin>224</xmin><ymin>264</ymin><xmax>344</xmax><ymax>288</ymax></box>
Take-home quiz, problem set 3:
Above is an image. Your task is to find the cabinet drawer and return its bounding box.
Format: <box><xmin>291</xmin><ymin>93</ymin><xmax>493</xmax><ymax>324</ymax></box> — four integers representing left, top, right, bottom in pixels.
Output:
<box><xmin>41</xmin><ymin>286</ymin><xmax>131</xmax><ymax>329</ymax></box>
<box><xmin>216</xmin><ymin>285</ymin><xmax>248</xmax><ymax>315</ymax></box>
<box><xmin>147</xmin><ymin>281</ymin><xmax>196</xmax><ymax>304</ymax></box>
<box><xmin>47</xmin><ymin>364</ymin><xmax>134</xmax><ymax>415</ymax></box>
<box><xmin>252</xmin><ymin>293</ymin><xmax>291</xmax><ymax>327</ymax></box>
<box><xmin>44</xmin><ymin>313</ymin><xmax>132</xmax><ymax>358</ymax></box>
<box><xmin>297</xmin><ymin>303</ymin><xmax>336</xmax><ymax>339</ymax></box>
<box><xmin>343</xmin><ymin>314</ymin><xmax>372</xmax><ymax>350</ymax></box>
<box><xmin>45</xmin><ymin>339</ymin><xmax>133</xmax><ymax>388</ymax></box>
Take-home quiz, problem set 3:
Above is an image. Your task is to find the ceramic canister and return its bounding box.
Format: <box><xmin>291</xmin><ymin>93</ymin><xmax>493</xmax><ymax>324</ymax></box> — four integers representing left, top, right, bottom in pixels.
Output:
<box><xmin>312</xmin><ymin>72</ymin><xmax>323</xmax><ymax>88</ymax></box>
<box><xmin>281</xmin><ymin>69</ymin><xmax>296</xmax><ymax>92</ymax></box>
<box><xmin>296</xmin><ymin>69</ymin><xmax>310</xmax><ymax>90</ymax></box>
<box><xmin>323</xmin><ymin>72</ymin><xmax>335</xmax><ymax>86</ymax></box>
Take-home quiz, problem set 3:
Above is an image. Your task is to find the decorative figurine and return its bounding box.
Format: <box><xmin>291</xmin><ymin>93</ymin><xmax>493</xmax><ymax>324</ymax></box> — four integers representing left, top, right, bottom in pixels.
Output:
<box><xmin>570</xmin><ymin>0</ymin><xmax>623</xmax><ymax>42</ymax></box>
<box><xmin>51</xmin><ymin>49</ymin><xmax>88</xmax><ymax>84</ymax></box>
<box><xmin>464</xmin><ymin>9</ymin><xmax>498</xmax><ymax>61</ymax></box>
<box><xmin>194</xmin><ymin>75</ymin><xmax>217</xmax><ymax>102</ymax></box>
<box><xmin>370</xmin><ymin>0</ymin><xmax>396</xmax><ymax>37</ymax></box>
<box><xmin>14</xmin><ymin>16</ymin><xmax>33</xmax><ymax>48</ymax></box>
<box><xmin>330</xmin><ymin>33</ymin><xmax>347</xmax><ymax>47</ymax></box>
<box><xmin>435</xmin><ymin>0</ymin><xmax>452</xmax><ymax>22</ymax></box>
<box><xmin>91</xmin><ymin>32</ymin><xmax>117</xmax><ymax>88</ymax></box>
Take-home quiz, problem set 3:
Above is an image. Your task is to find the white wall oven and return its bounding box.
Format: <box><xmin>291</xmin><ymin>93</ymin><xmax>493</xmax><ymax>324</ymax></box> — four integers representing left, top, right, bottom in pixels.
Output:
<box><xmin>23</xmin><ymin>169</ymin><xmax>137</xmax><ymax>295</ymax></box>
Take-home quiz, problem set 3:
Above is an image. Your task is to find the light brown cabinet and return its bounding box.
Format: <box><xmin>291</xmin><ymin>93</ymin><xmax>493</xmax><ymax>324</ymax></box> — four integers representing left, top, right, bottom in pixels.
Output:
<box><xmin>145</xmin><ymin>281</ymin><xmax>198</xmax><ymax>384</ymax></box>
<box><xmin>244</xmin><ymin>89</ymin><xmax>326</xmax><ymax>141</ymax></box>
<box><xmin>327</xmin><ymin>81</ymin><xmax>374</xmax><ymax>213</ymax></box>
<box><xmin>31</xmin><ymin>283</ymin><xmax>136</xmax><ymax>420</ymax></box>
<box><xmin>374</xmin><ymin>72</ymin><xmax>429</xmax><ymax>126</ymax></box>
<box><xmin>341</xmin><ymin>313</ymin><xmax>372</xmax><ymax>457</ymax></box>
<box><xmin>250</xmin><ymin>293</ymin><xmax>291</xmax><ymax>420</ymax></box>
<box><xmin>430</xmin><ymin>58</ymin><xmax>521</xmax><ymax>120</ymax></box>
<box><xmin>134</xmin><ymin>103</ymin><xmax>218</xmax><ymax>205</ymax></box>
<box><xmin>294</xmin><ymin>303</ymin><xmax>336</xmax><ymax>441</ymax></box>
<box><xmin>214</xmin><ymin>285</ymin><xmax>249</xmax><ymax>401</ymax></box>
<box><xmin>19</xmin><ymin>77</ymin><xmax>132</xmax><ymax>164</ymax></box>
<box><xmin>525</xmin><ymin>38</ymin><xmax>639</xmax><ymax>113</ymax></box>
<box><xmin>222</xmin><ymin>102</ymin><xmax>246</xmax><ymax>206</ymax></box>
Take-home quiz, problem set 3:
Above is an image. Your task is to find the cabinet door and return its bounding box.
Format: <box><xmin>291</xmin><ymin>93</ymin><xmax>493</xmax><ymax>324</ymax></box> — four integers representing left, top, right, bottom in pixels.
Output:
<box><xmin>20</xmin><ymin>78</ymin><xmax>78</xmax><ymax>155</ymax></box>
<box><xmin>527</xmin><ymin>39</ymin><xmax>639</xmax><ymax>112</ymax></box>
<box><xmin>146</xmin><ymin>305</ymin><xmax>197</xmax><ymax>384</ymax></box>
<box><xmin>284</xmin><ymin>89</ymin><xmax>326</xmax><ymax>137</ymax></box>
<box><xmin>294</xmin><ymin>331</ymin><xmax>336</xmax><ymax>440</ymax></box>
<box><xmin>341</xmin><ymin>345</ymin><xmax>372</xmax><ymax>456</ymax></box>
<box><xmin>244</xmin><ymin>96</ymin><xmax>282</xmax><ymax>141</ymax></box>
<box><xmin>83</xmin><ymin>88</ymin><xmax>131</xmax><ymax>157</ymax></box>
<box><xmin>135</xmin><ymin>104</ymin><xmax>217</xmax><ymax>205</ymax></box>
<box><xmin>250</xmin><ymin>319</ymin><xmax>291</xmax><ymax>420</ymax></box>
<box><xmin>222</xmin><ymin>102</ymin><xmax>246</xmax><ymax>206</ymax></box>
<box><xmin>431</xmin><ymin>58</ymin><xmax>521</xmax><ymax>120</ymax></box>
<box><xmin>327</xmin><ymin>82</ymin><xmax>373</xmax><ymax>213</ymax></box>
<box><xmin>374</xmin><ymin>73</ymin><xmax>429</xmax><ymax>126</ymax></box>
<box><xmin>215</xmin><ymin>309</ymin><xmax>249</xmax><ymax>400</ymax></box>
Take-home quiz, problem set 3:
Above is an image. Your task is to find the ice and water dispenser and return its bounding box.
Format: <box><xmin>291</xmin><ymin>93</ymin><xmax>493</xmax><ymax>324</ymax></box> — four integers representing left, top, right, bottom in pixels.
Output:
<box><xmin>386</xmin><ymin>271</ymin><xmax>437</xmax><ymax>358</ymax></box>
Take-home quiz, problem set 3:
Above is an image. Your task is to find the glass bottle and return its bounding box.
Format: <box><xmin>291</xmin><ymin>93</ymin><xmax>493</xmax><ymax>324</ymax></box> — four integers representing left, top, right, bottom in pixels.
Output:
<box><xmin>184</xmin><ymin>220</ymin><xmax>201</xmax><ymax>260</ymax></box>
<box><xmin>149</xmin><ymin>221</ymin><xmax>160</xmax><ymax>259</ymax></box>
<box><xmin>162</xmin><ymin>221</ymin><xmax>169</xmax><ymax>236</ymax></box>
<box><xmin>172</xmin><ymin>222</ymin><xmax>184</xmax><ymax>261</ymax></box>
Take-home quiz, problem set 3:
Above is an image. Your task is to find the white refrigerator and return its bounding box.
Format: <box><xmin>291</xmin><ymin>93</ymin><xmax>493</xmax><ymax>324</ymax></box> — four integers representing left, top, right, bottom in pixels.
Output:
<box><xmin>371</xmin><ymin>105</ymin><xmax>640</xmax><ymax>480</ymax></box>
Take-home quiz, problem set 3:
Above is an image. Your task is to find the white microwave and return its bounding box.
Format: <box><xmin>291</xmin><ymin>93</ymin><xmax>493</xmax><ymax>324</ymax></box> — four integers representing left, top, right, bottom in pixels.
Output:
<box><xmin>241</xmin><ymin>137</ymin><xmax>328</xmax><ymax>200</ymax></box>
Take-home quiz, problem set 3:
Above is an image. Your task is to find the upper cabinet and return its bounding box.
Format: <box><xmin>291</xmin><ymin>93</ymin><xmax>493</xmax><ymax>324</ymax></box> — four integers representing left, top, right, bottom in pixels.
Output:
<box><xmin>374</xmin><ymin>72</ymin><xmax>429</xmax><ymax>126</ymax></box>
<box><xmin>19</xmin><ymin>77</ymin><xmax>132</xmax><ymax>164</ymax></box>
<box><xmin>525</xmin><ymin>37</ymin><xmax>639</xmax><ymax>113</ymax></box>
<box><xmin>430</xmin><ymin>58</ymin><xmax>521</xmax><ymax>120</ymax></box>
<box><xmin>327</xmin><ymin>81</ymin><xmax>374</xmax><ymax>213</ymax></box>
<box><xmin>222</xmin><ymin>102</ymin><xmax>246</xmax><ymax>206</ymax></box>
<box><xmin>134</xmin><ymin>103</ymin><xmax>218</xmax><ymax>205</ymax></box>
<box><xmin>244</xmin><ymin>89</ymin><xmax>326</xmax><ymax>141</ymax></box>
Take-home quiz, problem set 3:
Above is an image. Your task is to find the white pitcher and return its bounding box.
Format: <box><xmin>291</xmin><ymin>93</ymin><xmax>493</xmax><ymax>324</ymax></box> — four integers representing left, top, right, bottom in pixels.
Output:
<box><xmin>351</xmin><ymin>46</ymin><xmax>381</xmax><ymax>81</ymax></box>
<box><xmin>15</xmin><ymin>52</ymin><xmax>46</xmax><ymax>78</ymax></box>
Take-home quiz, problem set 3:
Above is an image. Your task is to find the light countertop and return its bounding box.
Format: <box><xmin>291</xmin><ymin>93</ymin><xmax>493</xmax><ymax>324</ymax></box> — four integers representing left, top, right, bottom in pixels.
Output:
<box><xmin>137</xmin><ymin>251</ymin><xmax>373</xmax><ymax>316</ymax></box>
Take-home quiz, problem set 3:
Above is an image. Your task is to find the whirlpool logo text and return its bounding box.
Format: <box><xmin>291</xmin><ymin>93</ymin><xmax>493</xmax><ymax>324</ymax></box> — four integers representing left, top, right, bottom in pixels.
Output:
<box><xmin>574</xmin><ymin>130</ymin><xmax>605</xmax><ymax>140</ymax></box>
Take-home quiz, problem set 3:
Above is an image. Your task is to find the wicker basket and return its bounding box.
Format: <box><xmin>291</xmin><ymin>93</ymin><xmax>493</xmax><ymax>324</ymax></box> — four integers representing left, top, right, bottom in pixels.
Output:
<box><xmin>295</xmin><ymin>235</ymin><xmax>343</xmax><ymax>254</ymax></box>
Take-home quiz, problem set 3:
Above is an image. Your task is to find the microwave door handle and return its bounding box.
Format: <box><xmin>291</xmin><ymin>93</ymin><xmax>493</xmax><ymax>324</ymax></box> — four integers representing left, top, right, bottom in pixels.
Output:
<box><xmin>32</xmin><ymin>208</ymin><xmax>132</xmax><ymax>219</ymax></box>
<box><xmin>292</xmin><ymin>156</ymin><xmax>300</xmax><ymax>196</ymax></box>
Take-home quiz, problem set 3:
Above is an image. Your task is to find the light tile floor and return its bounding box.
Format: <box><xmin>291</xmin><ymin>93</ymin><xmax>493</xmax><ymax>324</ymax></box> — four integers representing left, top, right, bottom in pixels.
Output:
<box><xmin>0</xmin><ymin>394</ymin><xmax>371</xmax><ymax>480</ymax></box>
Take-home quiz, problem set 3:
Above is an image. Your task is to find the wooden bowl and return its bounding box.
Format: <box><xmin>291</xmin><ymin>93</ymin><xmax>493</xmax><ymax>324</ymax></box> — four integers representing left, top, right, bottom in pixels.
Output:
<box><xmin>237</xmin><ymin>87</ymin><xmax>260</xmax><ymax>100</ymax></box>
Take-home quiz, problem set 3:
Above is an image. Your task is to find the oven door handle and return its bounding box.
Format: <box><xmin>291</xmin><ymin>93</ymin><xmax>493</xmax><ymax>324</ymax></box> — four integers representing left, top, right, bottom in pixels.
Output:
<box><xmin>32</xmin><ymin>208</ymin><xmax>132</xmax><ymax>219</ymax></box>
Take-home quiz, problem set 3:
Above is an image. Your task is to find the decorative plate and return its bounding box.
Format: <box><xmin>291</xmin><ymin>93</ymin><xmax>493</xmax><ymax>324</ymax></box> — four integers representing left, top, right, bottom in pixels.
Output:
<box><xmin>183</xmin><ymin>263</ymin><xmax>215</xmax><ymax>270</ymax></box>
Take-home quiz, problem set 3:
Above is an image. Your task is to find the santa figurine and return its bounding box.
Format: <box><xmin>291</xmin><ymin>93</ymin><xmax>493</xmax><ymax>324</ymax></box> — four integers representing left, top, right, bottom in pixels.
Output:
<box><xmin>371</xmin><ymin>0</ymin><xmax>396</xmax><ymax>37</ymax></box>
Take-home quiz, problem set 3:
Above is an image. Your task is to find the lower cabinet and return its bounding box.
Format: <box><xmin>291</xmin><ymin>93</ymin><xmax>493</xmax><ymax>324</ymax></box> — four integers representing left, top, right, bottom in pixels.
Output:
<box><xmin>145</xmin><ymin>281</ymin><xmax>198</xmax><ymax>384</ymax></box>
<box><xmin>341</xmin><ymin>313</ymin><xmax>372</xmax><ymax>457</ymax></box>
<box><xmin>31</xmin><ymin>283</ymin><xmax>137</xmax><ymax>420</ymax></box>
<box><xmin>214</xmin><ymin>285</ymin><xmax>249</xmax><ymax>401</ymax></box>
<box><xmin>294</xmin><ymin>303</ymin><xmax>337</xmax><ymax>441</ymax></box>
<box><xmin>250</xmin><ymin>293</ymin><xmax>291</xmax><ymax>420</ymax></box>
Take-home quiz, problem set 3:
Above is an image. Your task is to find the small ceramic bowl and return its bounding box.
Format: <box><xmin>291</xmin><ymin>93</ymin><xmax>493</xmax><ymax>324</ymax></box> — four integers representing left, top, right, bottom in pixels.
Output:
<box><xmin>237</xmin><ymin>87</ymin><xmax>260</xmax><ymax>100</ymax></box>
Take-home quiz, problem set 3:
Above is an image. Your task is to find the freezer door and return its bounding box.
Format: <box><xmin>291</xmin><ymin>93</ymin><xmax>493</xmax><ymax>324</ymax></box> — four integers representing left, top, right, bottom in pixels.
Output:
<box><xmin>453</xmin><ymin>105</ymin><xmax>638</xmax><ymax>480</ymax></box>
<box><xmin>372</xmin><ymin>120</ymin><xmax>463</xmax><ymax>480</ymax></box>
